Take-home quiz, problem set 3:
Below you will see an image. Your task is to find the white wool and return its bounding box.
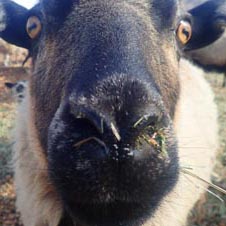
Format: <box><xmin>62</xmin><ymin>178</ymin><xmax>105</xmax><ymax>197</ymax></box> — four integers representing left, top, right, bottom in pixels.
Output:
<box><xmin>144</xmin><ymin>59</ymin><xmax>218</xmax><ymax>226</ymax></box>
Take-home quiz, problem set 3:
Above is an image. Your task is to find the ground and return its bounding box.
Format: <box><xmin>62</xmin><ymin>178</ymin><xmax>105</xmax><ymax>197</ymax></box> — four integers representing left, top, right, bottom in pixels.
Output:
<box><xmin>0</xmin><ymin>70</ymin><xmax>226</xmax><ymax>226</ymax></box>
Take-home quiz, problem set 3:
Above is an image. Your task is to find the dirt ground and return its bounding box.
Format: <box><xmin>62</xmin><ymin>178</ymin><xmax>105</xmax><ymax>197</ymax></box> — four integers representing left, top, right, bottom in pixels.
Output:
<box><xmin>0</xmin><ymin>69</ymin><xmax>226</xmax><ymax>226</ymax></box>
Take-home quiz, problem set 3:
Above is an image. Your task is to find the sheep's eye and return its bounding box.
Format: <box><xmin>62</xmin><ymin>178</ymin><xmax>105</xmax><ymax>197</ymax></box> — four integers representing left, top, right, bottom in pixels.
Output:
<box><xmin>176</xmin><ymin>20</ymin><xmax>192</xmax><ymax>45</ymax></box>
<box><xmin>26</xmin><ymin>16</ymin><xmax>42</xmax><ymax>39</ymax></box>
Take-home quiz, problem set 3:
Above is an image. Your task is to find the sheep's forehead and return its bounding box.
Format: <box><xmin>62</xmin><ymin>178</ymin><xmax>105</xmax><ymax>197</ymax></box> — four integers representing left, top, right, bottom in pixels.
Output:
<box><xmin>41</xmin><ymin>0</ymin><xmax>177</xmax><ymax>25</ymax></box>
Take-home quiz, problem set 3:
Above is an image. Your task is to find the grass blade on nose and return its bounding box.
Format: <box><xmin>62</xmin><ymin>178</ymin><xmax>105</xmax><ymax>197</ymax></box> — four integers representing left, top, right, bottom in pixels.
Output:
<box><xmin>110</xmin><ymin>122</ymin><xmax>121</xmax><ymax>141</ymax></box>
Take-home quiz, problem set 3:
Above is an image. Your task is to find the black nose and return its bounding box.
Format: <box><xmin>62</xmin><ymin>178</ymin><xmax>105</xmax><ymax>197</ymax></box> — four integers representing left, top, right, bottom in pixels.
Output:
<box><xmin>64</xmin><ymin>105</ymin><xmax>166</xmax><ymax>162</ymax></box>
<box><xmin>49</xmin><ymin>75</ymin><xmax>169</xmax><ymax>163</ymax></box>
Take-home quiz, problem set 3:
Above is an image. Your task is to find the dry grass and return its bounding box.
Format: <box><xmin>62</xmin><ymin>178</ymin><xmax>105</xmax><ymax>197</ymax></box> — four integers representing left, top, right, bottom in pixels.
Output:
<box><xmin>0</xmin><ymin>102</ymin><xmax>21</xmax><ymax>226</ymax></box>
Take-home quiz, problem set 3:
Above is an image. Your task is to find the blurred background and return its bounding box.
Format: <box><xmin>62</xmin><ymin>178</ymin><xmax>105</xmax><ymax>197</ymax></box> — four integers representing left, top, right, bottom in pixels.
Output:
<box><xmin>183</xmin><ymin>0</ymin><xmax>207</xmax><ymax>9</ymax></box>
<box><xmin>0</xmin><ymin>0</ymin><xmax>226</xmax><ymax>225</ymax></box>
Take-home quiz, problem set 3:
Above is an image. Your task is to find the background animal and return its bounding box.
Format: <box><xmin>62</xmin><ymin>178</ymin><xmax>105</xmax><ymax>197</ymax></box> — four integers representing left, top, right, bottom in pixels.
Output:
<box><xmin>183</xmin><ymin>0</ymin><xmax>207</xmax><ymax>10</ymax></box>
<box><xmin>5</xmin><ymin>80</ymin><xmax>28</xmax><ymax>103</ymax></box>
<box><xmin>0</xmin><ymin>0</ymin><xmax>218</xmax><ymax>226</ymax></box>
<box><xmin>181</xmin><ymin>0</ymin><xmax>226</xmax><ymax>87</ymax></box>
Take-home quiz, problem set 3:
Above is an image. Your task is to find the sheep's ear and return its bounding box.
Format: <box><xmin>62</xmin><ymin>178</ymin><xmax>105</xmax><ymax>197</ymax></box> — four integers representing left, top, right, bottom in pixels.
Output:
<box><xmin>5</xmin><ymin>82</ymin><xmax>16</xmax><ymax>89</ymax></box>
<box><xmin>0</xmin><ymin>0</ymin><xmax>31</xmax><ymax>49</ymax></box>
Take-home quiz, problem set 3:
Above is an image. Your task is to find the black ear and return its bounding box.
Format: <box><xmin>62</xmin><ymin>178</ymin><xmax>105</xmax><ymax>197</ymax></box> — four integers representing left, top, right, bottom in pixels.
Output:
<box><xmin>0</xmin><ymin>0</ymin><xmax>31</xmax><ymax>49</ymax></box>
<box><xmin>176</xmin><ymin>0</ymin><xmax>226</xmax><ymax>73</ymax></box>
<box><xmin>5</xmin><ymin>82</ymin><xmax>16</xmax><ymax>89</ymax></box>
<box><xmin>178</xmin><ymin>1</ymin><xmax>224</xmax><ymax>51</ymax></box>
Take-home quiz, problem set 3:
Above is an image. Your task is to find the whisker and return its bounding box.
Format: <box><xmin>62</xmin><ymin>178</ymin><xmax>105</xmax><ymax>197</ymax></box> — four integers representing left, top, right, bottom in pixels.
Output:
<box><xmin>181</xmin><ymin>168</ymin><xmax>226</xmax><ymax>195</ymax></box>
<box><xmin>182</xmin><ymin>173</ymin><xmax>224</xmax><ymax>203</ymax></box>
<box><xmin>180</xmin><ymin>164</ymin><xmax>206</xmax><ymax>169</ymax></box>
<box><xmin>205</xmin><ymin>188</ymin><xmax>224</xmax><ymax>203</ymax></box>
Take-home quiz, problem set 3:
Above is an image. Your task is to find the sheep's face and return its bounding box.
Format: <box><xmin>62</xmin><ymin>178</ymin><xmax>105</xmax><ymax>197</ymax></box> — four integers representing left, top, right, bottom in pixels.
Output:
<box><xmin>178</xmin><ymin>0</ymin><xmax>226</xmax><ymax>72</ymax></box>
<box><xmin>5</xmin><ymin>81</ymin><xmax>28</xmax><ymax>103</ymax></box>
<box><xmin>1</xmin><ymin>0</ymin><xmax>180</xmax><ymax>225</ymax></box>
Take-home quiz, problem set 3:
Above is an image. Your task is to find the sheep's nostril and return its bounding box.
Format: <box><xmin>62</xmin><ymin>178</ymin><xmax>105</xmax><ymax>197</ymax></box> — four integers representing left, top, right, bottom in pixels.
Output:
<box><xmin>72</xmin><ymin>108</ymin><xmax>105</xmax><ymax>135</ymax></box>
<box><xmin>71</xmin><ymin>107</ymin><xmax>122</xmax><ymax>144</ymax></box>
<box><xmin>132</xmin><ymin>114</ymin><xmax>161</xmax><ymax>129</ymax></box>
<box><xmin>63</xmin><ymin>116</ymin><xmax>110</xmax><ymax>161</ymax></box>
<box><xmin>127</xmin><ymin>114</ymin><xmax>169</xmax><ymax>160</ymax></box>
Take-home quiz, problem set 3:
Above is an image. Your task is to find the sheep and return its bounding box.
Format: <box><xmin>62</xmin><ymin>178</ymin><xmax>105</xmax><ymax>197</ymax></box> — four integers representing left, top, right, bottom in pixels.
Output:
<box><xmin>5</xmin><ymin>80</ymin><xmax>28</xmax><ymax>103</ymax></box>
<box><xmin>181</xmin><ymin>0</ymin><xmax>226</xmax><ymax>87</ymax></box>
<box><xmin>0</xmin><ymin>1</ymin><xmax>218</xmax><ymax>226</ymax></box>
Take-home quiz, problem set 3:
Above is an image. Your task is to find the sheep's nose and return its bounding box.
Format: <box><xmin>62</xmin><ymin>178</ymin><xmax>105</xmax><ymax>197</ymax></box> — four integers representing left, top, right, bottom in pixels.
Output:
<box><xmin>56</xmin><ymin>101</ymin><xmax>168</xmax><ymax>163</ymax></box>
<box><xmin>47</xmin><ymin>77</ymin><xmax>178</xmax><ymax>220</ymax></box>
<box><xmin>48</xmin><ymin>75</ymin><xmax>170</xmax><ymax>163</ymax></box>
